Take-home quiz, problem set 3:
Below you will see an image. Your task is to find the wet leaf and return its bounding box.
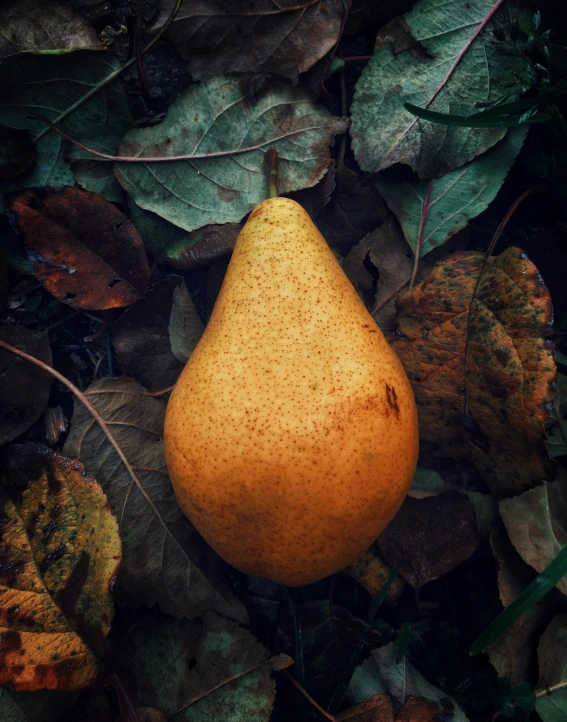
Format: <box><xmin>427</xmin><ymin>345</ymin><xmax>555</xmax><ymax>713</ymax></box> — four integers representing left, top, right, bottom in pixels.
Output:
<box><xmin>535</xmin><ymin>615</ymin><xmax>567</xmax><ymax>721</ymax></box>
<box><xmin>378</xmin><ymin>492</ymin><xmax>480</xmax><ymax>589</ymax></box>
<box><xmin>0</xmin><ymin>0</ymin><xmax>102</xmax><ymax>63</ymax></box>
<box><xmin>115</xmin><ymin>76</ymin><xmax>348</xmax><ymax>232</ymax></box>
<box><xmin>117</xmin><ymin>612</ymin><xmax>275</xmax><ymax>721</ymax></box>
<box><xmin>500</xmin><ymin>476</ymin><xmax>567</xmax><ymax>597</ymax></box>
<box><xmin>110</xmin><ymin>277</ymin><xmax>203</xmax><ymax>392</ymax></box>
<box><xmin>349</xmin><ymin>643</ymin><xmax>468</xmax><ymax>721</ymax></box>
<box><xmin>392</xmin><ymin>247</ymin><xmax>556</xmax><ymax>495</ymax></box>
<box><xmin>0</xmin><ymin>51</ymin><xmax>132</xmax><ymax>211</ymax></box>
<box><xmin>0</xmin><ymin>324</ymin><xmax>52</xmax><ymax>445</ymax></box>
<box><xmin>318</xmin><ymin>163</ymin><xmax>388</xmax><ymax>254</ymax></box>
<box><xmin>0</xmin><ymin>125</ymin><xmax>36</xmax><ymax>180</ymax></box>
<box><xmin>63</xmin><ymin>376</ymin><xmax>247</xmax><ymax>623</ymax></box>
<box><xmin>152</xmin><ymin>0</ymin><xmax>343</xmax><ymax>81</ymax></box>
<box><xmin>376</xmin><ymin>128</ymin><xmax>527</xmax><ymax>255</ymax></box>
<box><xmin>9</xmin><ymin>187</ymin><xmax>150</xmax><ymax>311</ymax></box>
<box><xmin>0</xmin><ymin>444</ymin><xmax>120</xmax><ymax>692</ymax></box>
<box><xmin>350</xmin><ymin>0</ymin><xmax>523</xmax><ymax>176</ymax></box>
<box><xmin>0</xmin><ymin>688</ymin><xmax>77</xmax><ymax>722</ymax></box>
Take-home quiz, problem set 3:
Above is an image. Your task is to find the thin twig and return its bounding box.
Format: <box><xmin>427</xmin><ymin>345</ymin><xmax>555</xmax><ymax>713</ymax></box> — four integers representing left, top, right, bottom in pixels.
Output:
<box><xmin>371</xmin><ymin>277</ymin><xmax>411</xmax><ymax>317</ymax></box>
<box><xmin>338</xmin><ymin>69</ymin><xmax>347</xmax><ymax>166</ymax></box>
<box><xmin>35</xmin><ymin>0</ymin><xmax>184</xmax><ymax>142</ymax></box>
<box><xmin>536</xmin><ymin>680</ymin><xmax>567</xmax><ymax>697</ymax></box>
<box><xmin>321</xmin><ymin>0</ymin><xmax>354</xmax><ymax>99</ymax></box>
<box><xmin>485</xmin><ymin>186</ymin><xmax>546</xmax><ymax>258</ymax></box>
<box><xmin>112</xmin><ymin>672</ymin><xmax>141</xmax><ymax>722</ymax></box>
<box><xmin>283</xmin><ymin>671</ymin><xmax>337</xmax><ymax>722</ymax></box>
<box><xmin>409</xmin><ymin>178</ymin><xmax>433</xmax><ymax>290</ymax></box>
<box><xmin>342</xmin><ymin>55</ymin><xmax>372</xmax><ymax>62</ymax></box>
<box><xmin>145</xmin><ymin>385</ymin><xmax>175</xmax><ymax>397</ymax></box>
<box><xmin>136</xmin><ymin>0</ymin><xmax>152</xmax><ymax>105</ymax></box>
<box><xmin>29</xmin><ymin>113</ymin><xmax>322</xmax><ymax>163</ymax></box>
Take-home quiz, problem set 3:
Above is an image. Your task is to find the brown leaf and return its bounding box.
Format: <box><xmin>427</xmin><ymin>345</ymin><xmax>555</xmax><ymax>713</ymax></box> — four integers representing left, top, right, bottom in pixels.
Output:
<box><xmin>63</xmin><ymin>377</ymin><xmax>247</xmax><ymax>623</ymax></box>
<box><xmin>343</xmin><ymin>545</ymin><xmax>405</xmax><ymax>603</ymax></box>
<box><xmin>392</xmin><ymin>248</ymin><xmax>556</xmax><ymax>495</ymax></box>
<box><xmin>9</xmin><ymin>188</ymin><xmax>150</xmax><ymax>310</ymax></box>
<box><xmin>152</xmin><ymin>0</ymin><xmax>343</xmax><ymax>81</ymax></box>
<box><xmin>110</xmin><ymin>277</ymin><xmax>203</xmax><ymax>392</ymax></box>
<box><xmin>0</xmin><ymin>444</ymin><xmax>120</xmax><ymax>692</ymax></box>
<box><xmin>135</xmin><ymin>708</ymin><xmax>167</xmax><ymax>722</ymax></box>
<box><xmin>378</xmin><ymin>492</ymin><xmax>480</xmax><ymax>588</ymax></box>
<box><xmin>0</xmin><ymin>124</ymin><xmax>36</xmax><ymax>179</ymax></box>
<box><xmin>318</xmin><ymin>163</ymin><xmax>389</xmax><ymax>254</ymax></box>
<box><xmin>0</xmin><ymin>323</ymin><xmax>52</xmax><ymax>445</ymax></box>
<box><xmin>286</xmin><ymin>163</ymin><xmax>337</xmax><ymax>221</ymax></box>
<box><xmin>396</xmin><ymin>697</ymin><xmax>440</xmax><ymax>722</ymax></box>
<box><xmin>0</xmin><ymin>0</ymin><xmax>102</xmax><ymax>63</ymax></box>
<box><xmin>168</xmin><ymin>280</ymin><xmax>205</xmax><ymax>364</ymax></box>
<box><xmin>337</xmin><ymin>694</ymin><xmax>394</xmax><ymax>722</ymax></box>
<box><xmin>164</xmin><ymin>223</ymin><xmax>242</xmax><ymax>269</ymax></box>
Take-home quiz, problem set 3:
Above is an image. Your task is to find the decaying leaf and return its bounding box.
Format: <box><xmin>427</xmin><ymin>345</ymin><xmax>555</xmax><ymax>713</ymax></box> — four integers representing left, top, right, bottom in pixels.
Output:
<box><xmin>9</xmin><ymin>188</ymin><xmax>150</xmax><ymax>310</ymax></box>
<box><xmin>392</xmin><ymin>247</ymin><xmax>556</xmax><ymax>495</ymax></box>
<box><xmin>0</xmin><ymin>323</ymin><xmax>52</xmax><ymax>445</ymax></box>
<box><xmin>378</xmin><ymin>492</ymin><xmax>480</xmax><ymax>589</ymax></box>
<box><xmin>499</xmin><ymin>476</ymin><xmax>567</xmax><ymax>597</ymax></box>
<box><xmin>117</xmin><ymin>612</ymin><xmax>276</xmax><ymax>722</ymax></box>
<box><xmin>110</xmin><ymin>277</ymin><xmax>203</xmax><ymax>392</ymax></box>
<box><xmin>535</xmin><ymin>615</ymin><xmax>567</xmax><ymax>721</ymax></box>
<box><xmin>350</xmin><ymin>0</ymin><xmax>523</xmax><ymax>177</ymax></box>
<box><xmin>337</xmin><ymin>694</ymin><xmax>394</xmax><ymax>722</ymax></box>
<box><xmin>0</xmin><ymin>444</ymin><xmax>120</xmax><ymax>692</ymax></box>
<box><xmin>63</xmin><ymin>376</ymin><xmax>247</xmax><ymax>623</ymax></box>
<box><xmin>343</xmin><ymin>546</ymin><xmax>404</xmax><ymax>603</ymax></box>
<box><xmin>0</xmin><ymin>0</ymin><xmax>102</xmax><ymax>63</ymax></box>
<box><xmin>0</xmin><ymin>125</ymin><xmax>36</xmax><ymax>180</ymax></box>
<box><xmin>115</xmin><ymin>76</ymin><xmax>348</xmax><ymax>232</ymax></box>
<box><xmin>166</xmin><ymin>224</ymin><xmax>241</xmax><ymax>269</ymax></box>
<box><xmin>152</xmin><ymin>0</ymin><xmax>343</xmax><ymax>81</ymax></box>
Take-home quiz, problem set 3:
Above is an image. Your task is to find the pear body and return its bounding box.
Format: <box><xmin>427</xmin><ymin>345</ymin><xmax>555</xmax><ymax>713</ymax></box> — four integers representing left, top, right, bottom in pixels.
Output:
<box><xmin>164</xmin><ymin>198</ymin><xmax>418</xmax><ymax>586</ymax></box>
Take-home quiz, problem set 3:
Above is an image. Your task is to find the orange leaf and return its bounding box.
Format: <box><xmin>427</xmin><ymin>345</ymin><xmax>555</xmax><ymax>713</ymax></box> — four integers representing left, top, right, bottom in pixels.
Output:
<box><xmin>9</xmin><ymin>187</ymin><xmax>150</xmax><ymax>310</ymax></box>
<box><xmin>337</xmin><ymin>693</ymin><xmax>394</xmax><ymax>722</ymax></box>
<box><xmin>396</xmin><ymin>697</ymin><xmax>440</xmax><ymax>722</ymax></box>
<box><xmin>0</xmin><ymin>444</ymin><xmax>121</xmax><ymax>691</ymax></box>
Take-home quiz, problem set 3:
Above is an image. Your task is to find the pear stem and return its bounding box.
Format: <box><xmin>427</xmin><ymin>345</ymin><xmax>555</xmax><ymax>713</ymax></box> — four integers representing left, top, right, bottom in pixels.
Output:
<box><xmin>264</xmin><ymin>147</ymin><xmax>279</xmax><ymax>198</ymax></box>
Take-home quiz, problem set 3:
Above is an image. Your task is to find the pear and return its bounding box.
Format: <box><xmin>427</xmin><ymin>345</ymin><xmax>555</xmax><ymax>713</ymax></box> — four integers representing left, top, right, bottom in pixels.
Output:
<box><xmin>164</xmin><ymin>198</ymin><xmax>418</xmax><ymax>586</ymax></box>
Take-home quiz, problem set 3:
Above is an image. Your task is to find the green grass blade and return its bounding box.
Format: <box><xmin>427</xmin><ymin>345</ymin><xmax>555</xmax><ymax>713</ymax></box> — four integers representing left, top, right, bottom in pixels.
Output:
<box><xmin>403</xmin><ymin>103</ymin><xmax>550</xmax><ymax>128</ymax></box>
<box><xmin>470</xmin><ymin>543</ymin><xmax>567</xmax><ymax>656</ymax></box>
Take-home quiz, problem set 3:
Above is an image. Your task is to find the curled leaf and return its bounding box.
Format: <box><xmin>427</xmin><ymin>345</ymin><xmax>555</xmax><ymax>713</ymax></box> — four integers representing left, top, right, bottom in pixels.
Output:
<box><xmin>0</xmin><ymin>444</ymin><xmax>121</xmax><ymax>692</ymax></box>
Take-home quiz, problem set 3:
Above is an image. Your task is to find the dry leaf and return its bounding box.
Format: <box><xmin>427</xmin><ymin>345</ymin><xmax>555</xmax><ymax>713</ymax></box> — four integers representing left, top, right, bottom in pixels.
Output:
<box><xmin>392</xmin><ymin>248</ymin><xmax>556</xmax><ymax>496</ymax></box>
<box><xmin>396</xmin><ymin>697</ymin><xmax>440</xmax><ymax>722</ymax></box>
<box><xmin>9</xmin><ymin>188</ymin><xmax>150</xmax><ymax>310</ymax></box>
<box><xmin>286</xmin><ymin>163</ymin><xmax>337</xmax><ymax>221</ymax></box>
<box><xmin>0</xmin><ymin>323</ymin><xmax>52</xmax><ymax>445</ymax></box>
<box><xmin>344</xmin><ymin>545</ymin><xmax>405</xmax><ymax>603</ymax></box>
<box><xmin>165</xmin><ymin>223</ymin><xmax>242</xmax><ymax>269</ymax></box>
<box><xmin>152</xmin><ymin>0</ymin><xmax>343</xmax><ymax>81</ymax></box>
<box><xmin>0</xmin><ymin>444</ymin><xmax>120</xmax><ymax>691</ymax></box>
<box><xmin>337</xmin><ymin>694</ymin><xmax>394</xmax><ymax>722</ymax></box>
<box><xmin>110</xmin><ymin>277</ymin><xmax>203</xmax><ymax>392</ymax></box>
<box><xmin>378</xmin><ymin>492</ymin><xmax>480</xmax><ymax>588</ymax></box>
<box><xmin>63</xmin><ymin>376</ymin><xmax>247</xmax><ymax>623</ymax></box>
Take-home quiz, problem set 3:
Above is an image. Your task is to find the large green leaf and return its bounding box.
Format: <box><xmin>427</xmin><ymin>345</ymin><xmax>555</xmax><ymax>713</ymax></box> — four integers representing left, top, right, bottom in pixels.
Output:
<box><xmin>376</xmin><ymin>127</ymin><xmax>526</xmax><ymax>255</ymax></box>
<box><xmin>0</xmin><ymin>51</ymin><xmax>132</xmax><ymax>207</ymax></box>
<box><xmin>351</xmin><ymin>0</ymin><xmax>524</xmax><ymax>177</ymax></box>
<box><xmin>115</xmin><ymin>75</ymin><xmax>348</xmax><ymax>231</ymax></box>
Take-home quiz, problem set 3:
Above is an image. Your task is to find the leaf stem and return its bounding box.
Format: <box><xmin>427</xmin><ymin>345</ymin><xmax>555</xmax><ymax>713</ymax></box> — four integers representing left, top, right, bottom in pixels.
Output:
<box><xmin>321</xmin><ymin>0</ymin><xmax>354</xmax><ymax>99</ymax></box>
<box><xmin>371</xmin><ymin>277</ymin><xmax>411</xmax><ymax>317</ymax></box>
<box><xmin>409</xmin><ymin>178</ymin><xmax>433</xmax><ymax>289</ymax></box>
<box><xmin>283</xmin><ymin>671</ymin><xmax>337</xmax><ymax>722</ymax></box>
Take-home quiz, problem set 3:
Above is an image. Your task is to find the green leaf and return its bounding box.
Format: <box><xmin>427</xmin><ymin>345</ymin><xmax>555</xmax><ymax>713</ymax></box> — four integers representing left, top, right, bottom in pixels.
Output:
<box><xmin>0</xmin><ymin>50</ymin><xmax>132</xmax><ymax>208</ymax></box>
<box><xmin>115</xmin><ymin>75</ymin><xmax>348</xmax><ymax>232</ymax></box>
<box><xmin>117</xmin><ymin>613</ymin><xmax>276</xmax><ymax>722</ymax></box>
<box><xmin>536</xmin><ymin>615</ymin><xmax>567</xmax><ymax>722</ymax></box>
<box><xmin>409</xmin><ymin>467</ymin><xmax>447</xmax><ymax>498</ymax></box>
<box><xmin>376</xmin><ymin>127</ymin><xmax>527</xmax><ymax>255</ymax></box>
<box><xmin>470</xmin><ymin>545</ymin><xmax>567</xmax><ymax>655</ymax></box>
<box><xmin>351</xmin><ymin>0</ymin><xmax>524</xmax><ymax>177</ymax></box>
<box><xmin>403</xmin><ymin>102</ymin><xmax>550</xmax><ymax>127</ymax></box>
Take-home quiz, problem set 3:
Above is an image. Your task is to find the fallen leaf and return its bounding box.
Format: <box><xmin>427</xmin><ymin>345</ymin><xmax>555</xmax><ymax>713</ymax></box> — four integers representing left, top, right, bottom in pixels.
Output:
<box><xmin>0</xmin><ymin>687</ymin><xmax>78</xmax><ymax>722</ymax></box>
<box><xmin>535</xmin><ymin>615</ymin><xmax>567</xmax><ymax>721</ymax></box>
<box><xmin>337</xmin><ymin>694</ymin><xmax>394</xmax><ymax>722</ymax></box>
<box><xmin>115</xmin><ymin>76</ymin><xmax>348</xmax><ymax>232</ymax></box>
<box><xmin>318</xmin><ymin>162</ymin><xmax>388</xmax><ymax>254</ymax></box>
<box><xmin>0</xmin><ymin>444</ymin><xmax>120</xmax><ymax>691</ymax></box>
<box><xmin>63</xmin><ymin>376</ymin><xmax>247</xmax><ymax>623</ymax></box>
<box><xmin>286</xmin><ymin>162</ymin><xmax>337</xmax><ymax>220</ymax></box>
<box><xmin>376</xmin><ymin>128</ymin><xmax>527</xmax><ymax>256</ymax></box>
<box><xmin>378</xmin><ymin>492</ymin><xmax>480</xmax><ymax>588</ymax></box>
<box><xmin>117</xmin><ymin>612</ymin><xmax>276</xmax><ymax>721</ymax></box>
<box><xmin>0</xmin><ymin>51</ymin><xmax>131</xmax><ymax>213</ymax></box>
<box><xmin>0</xmin><ymin>0</ymin><xmax>102</xmax><ymax>62</ymax></box>
<box><xmin>152</xmin><ymin>0</ymin><xmax>343</xmax><ymax>81</ymax></box>
<box><xmin>343</xmin><ymin>219</ymin><xmax>413</xmax><ymax>329</ymax></box>
<box><xmin>136</xmin><ymin>708</ymin><xmax>167</xmax><ymax>722</ymax></box>
<box><xmin>110</xmin><ymin>277</ymin><xmax>203</xmax><ymax>392</ymax></box>
<box><xmin>546</xmin><ymin>354</ymin><xmax>567</xmax><ymax>457</ymax></box>
<box><xmin>499</xmin><ymin>476</ymin><xmax>567</xmax><ymax>597</ymax></box>
<box><xmin>0</xmin><ymin>323</ymin><xmax>52</xmax><ymax>445</ymax></box>
<box><xmin>9</xmin><ymin>187</ymin><xmax>150</xmax><ymax>310</ymax></box>
<box><xmin>487</xmin><ymin>519</ymin><xmax>551</xmax><ymax>685</ymax></box>
<box><xmin>392</xmin><ymin>247</ymin><xmax>556</xmax><ymax>495</ymax></box>
<box><xmin>408</xmin><ymin>467</ymin><xmax>447</xmax><ymax>499</ymax></box>
<box><xmin>0</xmin><ymin>125</ymin><xmax>36</xmax><ymax>180</ymax></box>
<box><xmin>349</xmin><ymin>643</ymin><xmax>468</xmax><ymax>722</ymax></box>
<box><xmin>343</xmin><ymin>546</ymin><xmax>405</xmax><ymax>602</ymax></box>
<box><xmin>350</xmin><ymin>0</ymin><xmax>523</xmax><ymax>176</ymax></box>
<box><xmin>397</xmin><ymin>697</ymin><xmax>441</xmax><ymax>722</ymax></box>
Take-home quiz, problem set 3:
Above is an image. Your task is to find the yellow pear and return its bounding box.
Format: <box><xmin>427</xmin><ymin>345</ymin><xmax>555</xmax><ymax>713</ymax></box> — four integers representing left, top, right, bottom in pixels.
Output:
<box><xmin>164</xmin><ymin>198</ymin><xmax>418</xmax><ymax>586</ymax></box>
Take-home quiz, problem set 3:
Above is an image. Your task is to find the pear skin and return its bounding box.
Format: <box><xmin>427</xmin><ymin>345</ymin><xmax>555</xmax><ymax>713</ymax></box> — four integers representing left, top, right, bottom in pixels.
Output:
<box><xmin>164</xmin><ymin>198</ymin><xmax>418</xmax><ymax>586</ymax></box>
